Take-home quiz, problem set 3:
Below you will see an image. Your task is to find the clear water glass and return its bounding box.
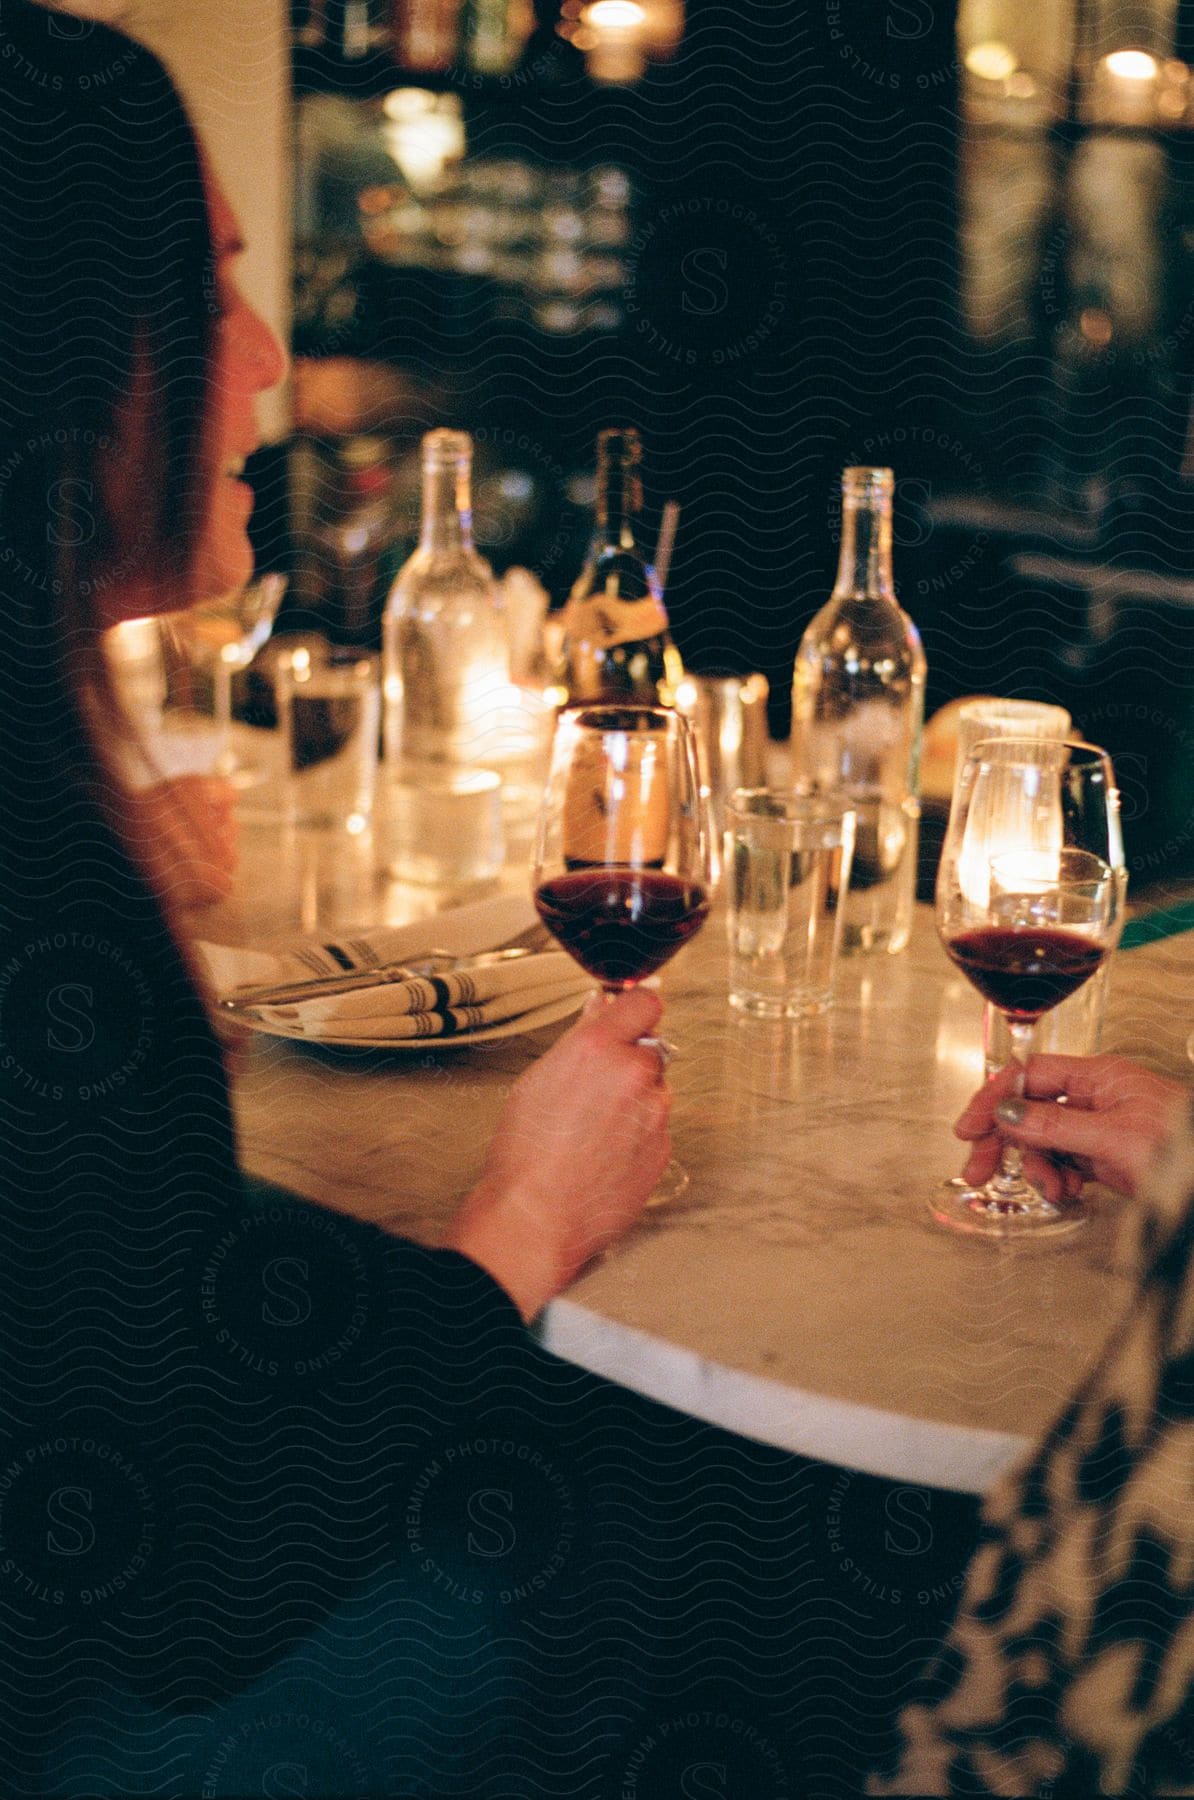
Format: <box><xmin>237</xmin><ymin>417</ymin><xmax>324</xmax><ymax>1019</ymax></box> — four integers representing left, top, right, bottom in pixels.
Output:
<box><xmin>276</xmin><ymin>646</ymin><xmax>379</xmax><ymax>831</ymax></box>
<box><xmin>725</xmin><ymin>789</ymin><xmax>857</xmax><ymax>1018</ymax></box>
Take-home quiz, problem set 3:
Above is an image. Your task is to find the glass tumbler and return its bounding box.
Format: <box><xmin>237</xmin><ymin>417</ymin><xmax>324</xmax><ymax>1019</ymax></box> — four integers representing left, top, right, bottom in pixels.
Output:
<box><xmin>276</xmin><ymin>645</ymin><xmax>380</xmax><ymax>831</ymax></box>
<box><xmin>725</xmin><ymin>789</ymin><xmax>857</xmax><ymax>1018</ymax></box>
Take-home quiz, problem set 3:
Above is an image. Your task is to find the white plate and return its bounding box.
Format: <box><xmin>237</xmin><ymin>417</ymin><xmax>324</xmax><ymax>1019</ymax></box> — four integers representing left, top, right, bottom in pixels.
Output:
<box><xmin>236</xmin><ymin>990</ymin><xmax>586</xmax><ymax>1050</ymax></box>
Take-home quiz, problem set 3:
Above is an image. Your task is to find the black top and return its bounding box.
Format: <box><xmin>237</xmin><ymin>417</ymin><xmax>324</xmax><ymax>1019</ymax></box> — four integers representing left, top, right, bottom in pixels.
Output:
<box><xmin>0</xmin><ymin>806</ymin><xmax>543</xmax><ymax>1784</ymax></box>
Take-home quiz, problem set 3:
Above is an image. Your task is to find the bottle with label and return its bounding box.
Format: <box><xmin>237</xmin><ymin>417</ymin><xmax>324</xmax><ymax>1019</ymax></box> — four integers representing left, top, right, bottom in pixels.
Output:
<box><xmin>391</xmin><ymin>0</ymin><xmax>464</xmax><ymax>71</ymax></box>
<box><xmin>791</xmin><ymin>466</ymin><xmax>926</xmax><ymax>955</ymax></box>
<box><xmin>383</xmin><ymin>429</ymin><xmax>508</xmax><ymax>767</ymax></box>
<box><xmin>296</xmin><ymin>0</ymin><xmax>388</xmax><ymax>56</ymax></box>
<box><xmin>558</xmin><ymin>427</ymin><xmax>683</xmax><ymax>706</ymax></box>
<box><xmin>465</xmin><ymin>0</ymin><xmax>535</xmax><ymax>74</ymax></box>
<box><xmin>304</xmin><ymin>436</ymin><xmax>399</xmax><ymax>648</ymax></box>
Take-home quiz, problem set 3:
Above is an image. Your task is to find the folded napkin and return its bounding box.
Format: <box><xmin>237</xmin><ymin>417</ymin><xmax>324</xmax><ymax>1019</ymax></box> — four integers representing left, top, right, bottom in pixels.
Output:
<box><xmin>198</xmin><ymin>895</ymin><xmax>590</xmax><ymax>1043</ymax></box>
<box><xmin>252</xmin><ymin>954</ymin><xmax>587</xmax><ymax>1040</ymax></box>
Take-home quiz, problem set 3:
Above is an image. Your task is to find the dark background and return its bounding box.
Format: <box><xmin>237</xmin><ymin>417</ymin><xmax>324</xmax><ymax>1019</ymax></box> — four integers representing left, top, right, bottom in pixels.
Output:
<box><xmin>268</xmin><ymin>0</ymin><xmax>1194</xmax><ymax>878</ymax></box>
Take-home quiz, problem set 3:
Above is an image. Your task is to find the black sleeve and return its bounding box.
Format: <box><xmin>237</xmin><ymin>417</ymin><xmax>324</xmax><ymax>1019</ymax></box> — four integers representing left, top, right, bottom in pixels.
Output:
<box><xmin>0</xmin><ymin>878</ymin><xmax>544</xmax><ymax>1760</ymax></box>
<box><xmin>150</xmin><ymin>1178</ymin><xmax>535</xmax><ymax>1707</ymax></box>
<box><xmin>1</xmin><ymin>1158</ymin><xmax>541</xmax><ymax>1751</ymax></box>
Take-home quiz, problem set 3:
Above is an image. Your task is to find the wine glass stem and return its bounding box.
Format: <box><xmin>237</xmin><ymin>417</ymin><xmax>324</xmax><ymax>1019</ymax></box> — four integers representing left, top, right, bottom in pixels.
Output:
<box><xmin>214</xmin><ymin>657</ymin><xmax>234</xmax><ymax>773</ymax></box>
<box><xmin>998</xmin><ymin>1017</ymin><xmax>1035</xmax><ymax>1184</ymax></box>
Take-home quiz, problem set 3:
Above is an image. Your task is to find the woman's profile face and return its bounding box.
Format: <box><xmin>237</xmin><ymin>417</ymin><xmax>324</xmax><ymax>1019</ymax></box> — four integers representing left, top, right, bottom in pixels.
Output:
<box><xmin>194</xmin><ymin>171</ymin><xmax>288</xmax><ymax>605</ymax></box>
<box><xmin>101</xmin><ymin>163</ymin><xmax>286</xmax><ymax>624</ymax></box>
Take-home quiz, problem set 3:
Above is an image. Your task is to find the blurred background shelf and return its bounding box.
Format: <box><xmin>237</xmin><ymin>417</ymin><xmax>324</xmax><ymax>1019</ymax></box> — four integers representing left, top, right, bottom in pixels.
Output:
<box><xmin>135</xmin><ymin>0</ymin><xmax>1194</xmax><ymax>881</ymax></box>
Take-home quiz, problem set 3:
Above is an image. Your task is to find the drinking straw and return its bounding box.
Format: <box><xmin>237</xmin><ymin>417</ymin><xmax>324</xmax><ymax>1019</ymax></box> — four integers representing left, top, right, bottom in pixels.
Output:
<box><xmin>654</xmin><ymin>500</ymin><xmax>681</xmax><ymax>594</ymax></box>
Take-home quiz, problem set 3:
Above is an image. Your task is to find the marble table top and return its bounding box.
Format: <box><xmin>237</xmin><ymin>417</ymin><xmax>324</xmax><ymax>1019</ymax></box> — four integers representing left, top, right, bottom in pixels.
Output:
<box><xmin>210</xmin><ymin>810</ymin><xmax>1192</xmax><ymax>1496</ymax></box>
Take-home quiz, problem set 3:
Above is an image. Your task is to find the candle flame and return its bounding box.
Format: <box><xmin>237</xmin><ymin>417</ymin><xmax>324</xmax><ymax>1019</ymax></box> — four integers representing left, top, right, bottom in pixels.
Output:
<box><xmin>1103</xmin><ymin>50</ymin><xmax>1158</xmax><ymax>81</ymax></box>
<box><xmin>584</xmin><ymin>1</ymin><xmax>647</xmax><ymax>27</ymax></box>
<box><xmin>965</xmin><ymin>41</ymin><xmax>1017</xmax><ymax>81</ymax></box>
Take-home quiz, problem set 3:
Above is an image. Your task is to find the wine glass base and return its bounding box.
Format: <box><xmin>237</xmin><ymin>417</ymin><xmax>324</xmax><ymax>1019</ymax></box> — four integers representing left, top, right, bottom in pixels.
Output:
<box><xmin>644</xmin><ymin>1157</ymin><xmax>689</xmax><ymax>1208</ymax></box>
<box><xmin>928</xmin><ymin>1179</ymin><xmax>1086</xmax><ymax>1241</ymax></box>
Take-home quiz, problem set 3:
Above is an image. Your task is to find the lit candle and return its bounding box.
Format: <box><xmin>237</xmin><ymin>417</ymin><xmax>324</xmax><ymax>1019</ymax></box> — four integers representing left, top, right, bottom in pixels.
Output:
<box><xmin>1091</xmin><ymin>48</ymin><xmax>1161</xmax><ymax>125</ymax></box>
<box><xmin>449</xmin><ymin>652</ymin><xmax>513</xmax><ymax>766</ymax></box>
<box><xmin>957</xmin><ymin>788</ymin><xmax>1063</xmax><ymax>910</ymax></box>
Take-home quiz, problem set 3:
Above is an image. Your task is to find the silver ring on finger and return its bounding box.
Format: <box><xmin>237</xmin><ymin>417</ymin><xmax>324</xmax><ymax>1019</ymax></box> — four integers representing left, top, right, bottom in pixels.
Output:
<box><xmin>635</xmin><ymin>1034</ymin><xmax>676</xmax><ymax>1073</ymax></box>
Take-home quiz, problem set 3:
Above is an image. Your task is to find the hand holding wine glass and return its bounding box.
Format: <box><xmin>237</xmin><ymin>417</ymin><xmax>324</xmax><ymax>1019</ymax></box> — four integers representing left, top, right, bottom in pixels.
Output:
<box><xmin>532</xmin><ymin>706</ymin><xmax>712</xmax><ymax>1202</ymax></box>
<box><xmin>955</xmin><ymin>1053</ymin><xmax>1188</xmax><ymax>1204</ymax></box>
<box><xmin>447</xmin><ymin>985</ymin><xmax>674</xmax><ymax>1322</ymax></box>
<box><xmin>934</xmin><ymin>738</ymin><xmax>1125</xmax><ymax>1238</ymax></box>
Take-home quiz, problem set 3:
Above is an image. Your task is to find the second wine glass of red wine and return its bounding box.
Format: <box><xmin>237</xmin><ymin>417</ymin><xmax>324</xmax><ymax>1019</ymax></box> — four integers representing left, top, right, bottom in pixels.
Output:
<box><xmin>533</xmin><ymin>705</ymin><xmax>713</xmax><ymax>1203</ymax></box>
<box><xmin>934</xmin><ymin>737</ymin><xmax>1125</xmax><ymax>1239</ymax></box>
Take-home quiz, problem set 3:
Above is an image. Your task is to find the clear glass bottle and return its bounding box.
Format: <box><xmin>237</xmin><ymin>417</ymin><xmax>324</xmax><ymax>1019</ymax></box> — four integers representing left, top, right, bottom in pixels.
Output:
<box><xmin>791</xmin><ymin>466</ymin><xmax>926</xmax><ymax>955</ymax></box>
<box><xmin>558</xmin><ymin>428</ymin><xmax>683</xmax><ymax>707</ymax></box>
<box><xmin>383</xmin><ymin>429</ymin><xmax>508</xmax><ymax>768</ymax></box>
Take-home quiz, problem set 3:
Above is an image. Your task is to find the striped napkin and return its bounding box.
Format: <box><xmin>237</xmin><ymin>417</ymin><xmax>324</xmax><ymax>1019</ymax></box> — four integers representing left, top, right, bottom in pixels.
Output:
<box><xmin>199</xmin><ymin>895</ymin><xmax>589</xmax><ymax>1043</ymax></box>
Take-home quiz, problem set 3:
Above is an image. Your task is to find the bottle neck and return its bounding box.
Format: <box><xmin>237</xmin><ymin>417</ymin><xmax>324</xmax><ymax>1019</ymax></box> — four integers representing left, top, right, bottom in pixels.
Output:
<box><xmin>834</xmin><ymin>492</ymin><xmax>896</xmax><ymax>600</ymax></box>
<box><xmin>595</xmin><ymin>463</ymin><xmax>640</xmax><ymax>552</ymax></box>
<box><xmin>419</xmin><ymin>458</ymin><xmax>474</xmax><ymax>553</ymax></box>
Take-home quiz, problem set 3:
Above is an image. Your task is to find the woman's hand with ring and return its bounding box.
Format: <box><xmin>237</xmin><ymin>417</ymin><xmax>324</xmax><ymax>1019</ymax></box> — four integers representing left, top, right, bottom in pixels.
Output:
<box><xmin>955</xmin><ymin>1054</ymin><xmax>1188</xmax><ymax>1201</ymax></box>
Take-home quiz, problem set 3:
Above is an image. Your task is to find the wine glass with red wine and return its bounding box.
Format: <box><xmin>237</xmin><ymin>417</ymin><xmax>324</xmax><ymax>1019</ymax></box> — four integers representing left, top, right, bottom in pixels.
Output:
<box><xmin>533</xmin><ymin>705</ymin><xmax>713</xmax><ymax>1204</ymax></box>
<box><xmin>933</xmin><ymin>737</ymin><xmax>1125</xmax><ymax>1238</ymax></box>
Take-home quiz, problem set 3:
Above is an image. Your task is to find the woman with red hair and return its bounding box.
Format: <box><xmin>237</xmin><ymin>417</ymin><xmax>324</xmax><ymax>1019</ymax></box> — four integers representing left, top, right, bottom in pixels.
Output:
<box><xmin>0</xmin><ymin>5</ymin><xmax>669</xmax><ymax>1788</ymax></box>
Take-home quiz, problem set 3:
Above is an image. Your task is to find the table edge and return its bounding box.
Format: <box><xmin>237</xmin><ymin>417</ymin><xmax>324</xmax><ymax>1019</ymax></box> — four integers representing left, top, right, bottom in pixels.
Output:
<box><xmin>540</xmin><ymin>1295</ymin><xmax>1033</xmax><ymax>1496</ymax></box>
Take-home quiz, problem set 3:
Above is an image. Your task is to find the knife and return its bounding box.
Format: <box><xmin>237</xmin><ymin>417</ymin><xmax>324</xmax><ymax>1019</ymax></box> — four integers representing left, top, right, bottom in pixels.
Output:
<box><xmin>219</xmin><ymin>945</ymin><xmax>546</xmax><ymax>1012</ymax></box>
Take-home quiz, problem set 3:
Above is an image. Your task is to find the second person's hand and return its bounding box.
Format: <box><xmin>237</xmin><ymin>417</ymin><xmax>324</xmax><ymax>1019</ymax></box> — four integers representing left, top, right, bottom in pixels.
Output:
<box><xmin>955</xmin><ymin>1054</ymin><xmax>1188</xmax><ymax>1202</ymax></box>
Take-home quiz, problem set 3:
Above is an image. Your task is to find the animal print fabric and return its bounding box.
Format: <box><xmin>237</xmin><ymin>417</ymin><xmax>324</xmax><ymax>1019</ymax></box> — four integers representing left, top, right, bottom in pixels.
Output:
<box><xmin>870</xmin><ymin>1111</ymin><xmax>1194</xmax><ymax>1798</ymax></box>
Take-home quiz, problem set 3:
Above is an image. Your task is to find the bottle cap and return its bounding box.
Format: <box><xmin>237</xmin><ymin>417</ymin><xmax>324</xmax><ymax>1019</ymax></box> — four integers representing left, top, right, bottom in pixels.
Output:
<box><xmin>841</xmin><ymin>465</ymin><xmax>894</xmax><ymax>497</ymax></box>
<box><xmin>597</xmin><ymin>427</ymin><xmax>642</xmax><ymax>466</ymax></box>
<box><xmin>422</xmin><ymin>428</ymin><xmax>472</xmax><ymax>467</ymax></box>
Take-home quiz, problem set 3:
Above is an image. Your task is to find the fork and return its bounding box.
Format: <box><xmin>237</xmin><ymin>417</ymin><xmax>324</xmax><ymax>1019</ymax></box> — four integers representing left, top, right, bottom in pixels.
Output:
<box><xmin>220</xmin><ymin>921</ymin><xmax>553</xmax><ymax>1011</ymax></box>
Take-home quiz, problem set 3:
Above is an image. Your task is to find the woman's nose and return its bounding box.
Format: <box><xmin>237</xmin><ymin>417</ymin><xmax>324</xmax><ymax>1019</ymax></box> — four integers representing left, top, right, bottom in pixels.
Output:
<box><xmin>242</xmin><ymin>299</ymin><xmax>289</xmax><ymax>393</ymax></box>
<box><xmin>234</xmin><ymin>293</ymin><xmax>288</xmax><ymax>392</ymax></box>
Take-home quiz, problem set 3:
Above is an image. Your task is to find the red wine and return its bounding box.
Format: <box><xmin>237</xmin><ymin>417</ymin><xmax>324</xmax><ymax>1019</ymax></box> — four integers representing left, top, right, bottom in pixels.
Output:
<box><xmin>946</xmin><ymin>926</ymin><xmax>1106</xmax><ymax>1022</ymax></box>
<box><xmin>535</xmin><ymin>870</ymin><xmax>709</xmax><ymax>988</ymax></box>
